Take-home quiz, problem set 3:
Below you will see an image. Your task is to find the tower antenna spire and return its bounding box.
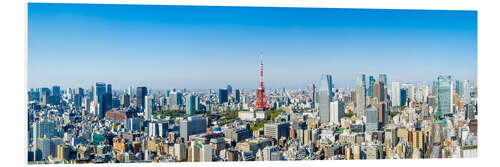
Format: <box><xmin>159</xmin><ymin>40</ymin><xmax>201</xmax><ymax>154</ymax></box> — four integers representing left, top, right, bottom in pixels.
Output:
<box><xmin>255</xmin><ymin>51</ymin><xmax>268</xmax><ymax>111</ymax></box>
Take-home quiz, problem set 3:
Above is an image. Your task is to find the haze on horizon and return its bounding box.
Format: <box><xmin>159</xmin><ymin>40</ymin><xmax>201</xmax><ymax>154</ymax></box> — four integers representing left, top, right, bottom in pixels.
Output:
<box><xmin>28</xmin><ymin>3</ymin><xmax>477</xmax><ymax>90</ymax></box>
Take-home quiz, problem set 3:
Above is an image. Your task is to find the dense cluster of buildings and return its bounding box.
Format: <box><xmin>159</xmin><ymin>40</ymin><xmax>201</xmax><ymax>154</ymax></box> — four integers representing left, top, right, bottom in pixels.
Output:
<box><xmin>26</xmin><ymin>59</ymin><xmax>477</xmax><ymax>164</ymax></box>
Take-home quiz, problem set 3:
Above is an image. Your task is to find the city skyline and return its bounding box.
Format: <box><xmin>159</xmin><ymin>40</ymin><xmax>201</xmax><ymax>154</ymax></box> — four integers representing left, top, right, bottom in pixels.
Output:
<box><xmin>26</xmin><ymin>3</ymin><xmax>479</xmax><ymax>164</ymax></box>
<box><xmin>28</xmin><ymin>3</ymin><xmax>477</xmax><ymax>89</ymax></box>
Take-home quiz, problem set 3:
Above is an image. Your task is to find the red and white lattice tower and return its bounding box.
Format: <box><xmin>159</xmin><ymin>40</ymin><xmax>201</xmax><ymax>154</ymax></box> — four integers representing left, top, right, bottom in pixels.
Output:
<box><xmin>255</xmin><ymin>52</ymin><xmax>269</xmax><ymax>111</ymax></box>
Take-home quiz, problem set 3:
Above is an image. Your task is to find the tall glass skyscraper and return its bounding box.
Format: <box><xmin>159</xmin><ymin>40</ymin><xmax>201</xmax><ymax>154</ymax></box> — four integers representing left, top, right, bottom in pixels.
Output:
<box><xmin>106</xmin><ymin>84</ymin><xmax>112</xmax><ymax>95</ymax></box>
<box><xmin>379</xmin><ymin>74</ymin><xmax>387</xmax><ymax>87</ymax></box>
<box><xmin>144</xmin><ymin>96</ymin><xmax>155</xmax><ymax>120</ymax></box>
<box><xmin>310</xmin><ymin>83</ymin><xmax>316</xmax><ymax>108</ymax></box>
<box><xmin>94</xmin><ymin>82</ymin><xmax>107</xmax><ymax>118</ymax></box>
<box><xmin>218</xmin><ymin>89</ymin><xmax>228</xmax><ymax>104</ymax></box>
<box><xmin>379</xmin><ymin>74</ymin><xmax>388</xmax><ymax>100</ymax></box>
<box><xmin>355</xmin><ymin>74</ymin><xmax>366</xmax><ymax>116</ymax></box>
<box><xmin>368</xmin><ymin>76</ymin><xmax>375</xmax><ymax>97</ymax></box>
<box><xmin>463</xmin><ymin>80</ymin><xmax>471</xmax><ymax>104</ymax></box>
<box><xmin>391</xmin><ymin>82</ymin><xmax>401</xmax><ymax>107</ymax></box>
<box><xmin>437</xmin><ymin>75</ymin><xmax>453</xmax><ymax>119</ymax></box>
<box><xmin>136</xmin><ymin>86</ymin><xmax>148</xmax><ymax>109</ymax></box>
<box><xmin>318</xmin><ymin>74</ymin><xmax>332</xmax><ymax>123</ymax></box>
<box><xmin>52</xmin><ymin>85</ymin><xmax>61</xmax><ymax>105</ymax></box>
<box><xmin>186</xmin><ymin>94</ymin><xmax>196</xmax><ymax>115</ymax></box>
<box><xmin>400</xmin><ymin>88</ymin><xmax>408</xmax><ymax>106</ymax></box>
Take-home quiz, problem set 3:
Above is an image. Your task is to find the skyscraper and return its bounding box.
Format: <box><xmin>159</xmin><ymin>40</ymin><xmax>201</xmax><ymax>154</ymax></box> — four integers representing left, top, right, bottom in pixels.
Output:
<box><xmin>318</xmin><ymin>74</ymin><xmax>333</xmax><ymax>123</ymax></box>
<box><xmin>310</xmin><ymin>83</ymin><xmax>316</xmax><ymax>108</ymax></box>
<box><xmin>52</xmin><ymin>85</ymin><xmax>61</xmax><ymax>105</ymax></box>
<box><xmin>355</xmin><ymin>74</ymin><xmax>366</xmax><ymax>116</ymax></box>
<box><xmin>379</xmin><ymin>74</ymin><xmax>388</xmax><ymax>101</ymax></box>
<box><xmin>227</xmin><ymin>84</ymin><xmax>233</xmax><ymax>94</ymax></box>
<box><xmin>41</xmin><ymin>88</ymin><xmax>51</xmax><ymax>105</ymax></box>
<box><xmin>180</xmin><ymin>116</ymin><xmax>207</xmax><ymax>141</ymax></box>
<box><xmin>169</xmin><ymin>91</ymin><xmax>183</xmax><ymax>106</ymax></box>
<box><xmin>94</xmin><ymin>82</ymin><xmax>106</xmax><ymax>101</ymax></box>
<box><xmin>102</xmin><ymin>92</ymin><xmax>112</xmax><ymax>115</ymax></box>
<box><xmin>218</xmin><ymin>89</ymin><xmax>228</xmax><ymax>104</ymax></box>
<box><xmin>121</xmin><ymin>93</ymin><xmax>130</xmax><ymax>107</ymax></box>
<box><xmin>329</xmin><ymin>100</ymin><xmax>344</xmax><ymax>125</ymax></box>
<box><xmin>106</xmin><ymin>84</ymin><xmax>112</xmax><ymax>95</ymax></box>
<box><xmin>94</xmin><ymin>82</ymin><xmax>107</xmax><ymax>118</ymax></box>
<box><xmin>391</xmin><ymin>82</ymin><xmax>401</xmax><ymax>107</ymax></box>
<box><xmin>136</xmin><ymin>87</ymin><xmax>147</xmax><ymax>109</ymax></box>
<box><xmin>264</xmin><ymin>122</ymin><xmax>290</xmax><ymax>140</ymax></box>
<box><xmin>186</xmin><ymin>94</ymin><xmax>196</xmax><ymax>115</ymax></box>
<box><xmin>144</xmin><ymin>96</ymin><xmax>155</xmax><ymax>120</ymax></box>
<box><xmin>379</xmin><ymin>74</ymin><xmax>387</xmax><ymax>87</ymax></box>
<box><xmin>437</xmin><ymin>75</ymin><xmax>453</xmax><ymax>119</ymax></box>
<box><xmin>365</xmin><ymin>106</ymin><xmax>379</xmax><ymax>133</ymax></box>
<box><xmin>373</xmin><ymin>81</ymin><xmax>385</xmax><ymax>102</ymax></box>
<box><xmin>400</xmin><ymin>88</ymin><xmax>407</xmax><ymax>106</ymax></box>
<box><xmin>463</xmin><ymin>80</ymin><xmax>471</xmax><ymax>104</ymax></box>
<box><xmin>368</xmin><ymin>76</ymin><xmax>375</xmax><ymax>97</ymax></box>
<box><xmin>234</xmin><ymin>89</ymin><xmax>241</xmax><ymax>103</ymax></box>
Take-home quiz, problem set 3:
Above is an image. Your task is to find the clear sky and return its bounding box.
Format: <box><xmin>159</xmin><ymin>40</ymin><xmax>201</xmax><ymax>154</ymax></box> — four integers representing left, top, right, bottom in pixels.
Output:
<box><xmin>28</xmin><ymin>3</ymin><xmax>477</xmax><ymax>89</ymax></box>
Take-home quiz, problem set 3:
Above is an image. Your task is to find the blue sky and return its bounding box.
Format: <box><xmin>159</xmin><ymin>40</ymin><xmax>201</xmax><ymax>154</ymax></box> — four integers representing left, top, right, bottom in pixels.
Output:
<box><xmin>28</xmin><ymin>3</ymin><xmax>477</xmax><ymax>89</ymax></box>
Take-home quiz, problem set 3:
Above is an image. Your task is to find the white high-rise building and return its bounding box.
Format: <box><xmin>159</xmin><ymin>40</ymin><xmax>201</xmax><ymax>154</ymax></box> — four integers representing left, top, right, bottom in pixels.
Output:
<box><xmin>329</xmin><ymin>101</ymin><xmax>344</xmax><ymax>125</ymax></box>
<box><xmin>175</xmin><ymin>143</ymin><xmax>186</xmax><ymax>161</ymax></box>
<box><xmin>262</xmin><ymin>146</ymin><xmax>281</xmax><ymax>161</ymax></box>
<box><xmin>144</xmin><ymin>96</ymin><xmax>153</xmax><ymax>120</ymax></box>
<box><xmin>148</xmin><ymin>122</ymin><xmax>158</xmax><ymax>137</ymax></box>
<box><xmin>318</xmin><ymin>74</ymin><xmax>333</xmax><ymax>123</ymax></box>
<box><xmin>463</xmin><ymin>80</ymin><xmax>471</xmax><ymax>104</ymax></box>
<box><xmin>201</xmin><ymin>144</ymin><xmax>213</xmax><ymax>162</ymax></box>
<box><xmin>391</xmin><ymin>82</ymin><xmax>401</xmax><ymax>107</ymax></box>
<box><xmin>355</xmin><ymin>74</ymin><xmax>366</xmax><ymax>116</ymax></box>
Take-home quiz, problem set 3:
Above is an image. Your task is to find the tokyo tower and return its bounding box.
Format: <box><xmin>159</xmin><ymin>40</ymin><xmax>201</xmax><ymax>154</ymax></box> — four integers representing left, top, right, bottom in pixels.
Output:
<box><xmin>255</xmin><ymin>52</ymin><xmax>269</xmax><ymax>111</ymax></box>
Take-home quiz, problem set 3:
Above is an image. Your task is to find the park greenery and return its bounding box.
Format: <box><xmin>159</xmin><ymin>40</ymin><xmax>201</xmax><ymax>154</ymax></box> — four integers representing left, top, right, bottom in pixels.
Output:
<box><xmin>248</xmin><ymin>109</ymin><xmax>285</xmax><ymax>131</ymax></box>
<box><xmin>154</xmin><ymin>110</ymin><xmax>206</xmax><ymax>118</ymax></box>
<box><xmin>155</xmin><ymin>110</ymin><xmax>185</xmax><ymax>118</ymax></box>
<box><xmin>390</xmin><ymin>111</ymin><xmax>400</xmax><ymax>118</ymax></box>
<box><xmin>463</xmin><ymin>145</ymin><xmax>478</xmax><ymax>150</ymax></box>
<box><xmin>218</xmin><ymin>110</ymin><xmax>240</xmax><ymax>125</ymax></box>
<box><xmin>344</xmin><ymin>112</ymin><xmax>354</xmax><ymax>118</ymax></box>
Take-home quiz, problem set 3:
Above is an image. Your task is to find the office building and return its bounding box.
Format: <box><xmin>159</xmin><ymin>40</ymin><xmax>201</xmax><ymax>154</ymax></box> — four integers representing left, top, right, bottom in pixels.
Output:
<box><xmin>463</xmin><ymin>80</ymin><xmax>471</xmax><ymax>104</ymax></box>
<box><xmin>180</xmin><ymin>116</ymin><xmax>207</xmax><ymax>141</ymax></box>
<box><xmin>218</xmin><ymin>89</ymin><xmax>228</xmax><ymax>104</ymax></box>
<box><xmin>125</xmin><ymin>117</ymin><xmax>143</xmax><ymax>132</ymax></box>
<box><xmin>373</xmin><ymin>81</ymin><xmax>385</xmax><ymax>102</ymax></box>
<box><xmin>136</xmin><ymin>86</ymin><xmax>148</xmax><ymax>109</ymax></box>
<box><xmin>310</xmin><ymin>83</ymin><xmax>316</xmax><ymax>108</ymax></box>
<box><xmin>365</xmin><ymin>106</ymin><xmax>379</xmax><ymax>133</ymax></box>
<box><xmin>186</xmin><ymin>94</ymin><xmax>196</xmax><ymax>115</ymax></box>
<box><xmin>356</xmin><ymin>74</ymin><xmax>366</xmax><ymax>116</ymax></box>
<box><xmin>391</xmin><ymin>82</ymin><xmax>401</xmax><ymax>107</ymax></box>
<box><xmin>234</xmin><ymin>89</ymin><xmax>241</xmax><ymax>103</ymax></box>
<box><xmin>318</xmin><ymin>74</ymin><xmax>333</xmax><ymax>122</ymax></box>
<box><xmin>400</xmin><ymin>88</ymin><xmax>408</xmax><ymax>106</ymax></box>
<box><xmin>264</xmin><ymin>122</ymin><xmax>290</xmax><ymax>140</ymax></box>
<box><xmin>329</xmin><ymin>100</ymin><xmax>344</xmax><ymax>125</ymax></box>
<box><xmin>57</xmin><ymin>144</ymin><xmax>70</xmax><ymax>161</ymax></box>
<box><xmin>144</xmin><ymin>96</ymin><xmax>154</xmax><ymax>120</ymax></box>
<box><xmin>224</xmin><ymin>128</ymin><xmax>250</xmax><ymax>142</ymax></box>
<box><xmin>437</xmin><ymin>75</ymin><xmax>453</xmax><ymax>118</ymax></box>
<box><xmin>262</xmin><ymin>146</ymin><xmax>281</xmax><ymax>161</ymax></box>
<box><xmin>168</xmin><ymin>91</ymin><xmax>183</xmax><ymax>107</ymax></box>
<box><xmin>368</xmin><ymin>75</ymin><xmax>375</xmax><ymax>97</ymax></box>
<box><xmin>121</xmin><ymin>93</ymin><xmax>130</xmax><ymax>107</ymax></box>
<box><xmin>175</xmin><ymin>143</ymin><xmax>187</xmax><ymax>161</ymax></box>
